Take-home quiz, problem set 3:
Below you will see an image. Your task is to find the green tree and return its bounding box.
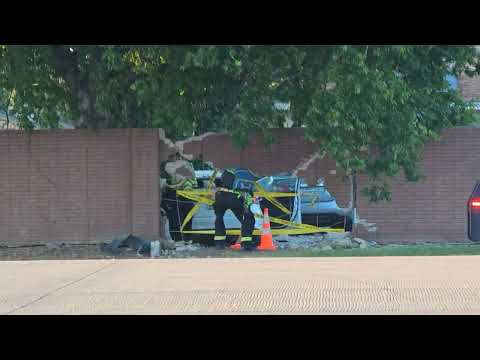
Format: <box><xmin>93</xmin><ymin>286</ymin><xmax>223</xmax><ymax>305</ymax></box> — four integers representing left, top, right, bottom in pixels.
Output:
<box><xmin>1</xmin><ymin>45</ymin><xmax>479</xmax><ymax>214</ymax></box>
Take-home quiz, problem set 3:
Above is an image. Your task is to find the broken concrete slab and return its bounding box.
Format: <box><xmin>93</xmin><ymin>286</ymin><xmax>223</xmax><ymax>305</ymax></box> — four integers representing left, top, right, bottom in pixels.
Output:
<box><xmin>174</xmin><ymin>244</ymin><xmax>203</xmax><ymax>252</ymax></box>
<box><xmin>175</xmin><ymin>132</ymin><xmax>219</xmax><ymax>161</ymax></box>
<box><xmin>100</xmin><ymin>234</ymin><xmax>151</xmax><ymax>256</ymax></box>
<box><xmin>322</xmin><ymin>232</ymin><xmax>352</xmax><ymax>241</ymax></box>
<box><xmin>160</xmin><ymin>238</ymin><xmax>176</xmax><ymax>251</ymax></box>
<box><xmin>158</xmin><ymin>129</ymin><xmax>180</xmax><ymax>154</ymax></box>
<box><xmin>45</xmin><ymin>242</ymin><xmax>68</xmax><ymax>251</ymax></box>
<box><xmin>273</xmin><ymin>232</ymin><xmax>377</xmax><ymax>251</ymax></box>
<box><xmin>292</xmin><ymin>152</ymin><xmax>322</xmax><ymax>178</ymax></box>
<box><xmin>164</xmin><ymin>160</ymin><xmax>195</xmax><ymax>181</ymax></box>
<box><xmin>331</xmin><ymin>238</ymin><xmax>354</xmax><ymax>249</ymax></box>
<box><xmin>274</xmin><ymin>234</ymin><xmax>325</xmax><ymax>250</ymax></box>
<box><xmin>352</xmin><ymin>238</ymin><xmax>367</xmax><ymax>245</ymax></box>
<box><xmin>158</xmin><ymin>129</ymin><xmax>220</xmax><ymax>162</ymax></box>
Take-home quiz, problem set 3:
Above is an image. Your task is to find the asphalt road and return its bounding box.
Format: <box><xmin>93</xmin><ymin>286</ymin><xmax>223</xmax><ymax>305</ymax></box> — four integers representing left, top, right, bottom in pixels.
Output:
<box><xmin>2</xmin><ymin>256</ymin><xmax>480</xmax><ymax>314</ymax></box>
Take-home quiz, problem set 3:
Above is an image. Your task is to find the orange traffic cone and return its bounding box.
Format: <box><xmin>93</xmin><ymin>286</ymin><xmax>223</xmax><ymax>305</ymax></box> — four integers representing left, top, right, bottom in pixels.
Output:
<box><xmin>230</xmin><ymin>236</ymin><xmax>242</xmax><ymax>250</ymax></box>
<box><xmin>257</xmin><ymin>208</ymin><xmax>277</xmax><ymax>251</ymax></box>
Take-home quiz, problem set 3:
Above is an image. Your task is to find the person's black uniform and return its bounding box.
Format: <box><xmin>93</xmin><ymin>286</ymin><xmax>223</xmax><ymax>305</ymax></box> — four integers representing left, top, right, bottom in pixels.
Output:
<box><xmin>160</xmin><ymin>155</ymin><xmax>197</xmax><ymax>243</ymax></box>
<box><xmin>161</xmin><ymin>186</ymin><xmax>195</xmax><ymax>242</ymax></box>
<box><xmin>214</xmin><ymin>169</ymin><xmax>256</xmax><ymax>251</ymax></box>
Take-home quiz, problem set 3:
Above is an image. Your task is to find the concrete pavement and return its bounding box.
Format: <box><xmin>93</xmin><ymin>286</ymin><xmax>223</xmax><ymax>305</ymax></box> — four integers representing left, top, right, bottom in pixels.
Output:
<box><xmin>2</xmin><ymin>256</ymin><xmax>480</xmax><ymax>314</ymax></box>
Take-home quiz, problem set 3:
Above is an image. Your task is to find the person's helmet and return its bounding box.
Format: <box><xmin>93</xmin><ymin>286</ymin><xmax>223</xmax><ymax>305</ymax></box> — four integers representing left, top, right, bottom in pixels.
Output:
<box><xmin>220</xmin><ymin>169</ymin><xmax>236</xmax><ymax>190</ymax></box>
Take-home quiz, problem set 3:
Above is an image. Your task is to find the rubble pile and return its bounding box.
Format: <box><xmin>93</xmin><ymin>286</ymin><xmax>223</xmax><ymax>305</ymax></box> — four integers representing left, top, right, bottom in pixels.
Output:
<box><xmin>164</xmin><ymin>160</ymin><xmax>195</xmax><ymax>182</ymax></box>
<box><xmin>101</xmin><ymin>234</ymin><xmax>151</xmax><ymax>256</ymax></box>
<box><xmin>274</xmin><ymin>234</ymin><xmax>321</xmax><ymax>250</ymax></box>
<box><xmin>99</xmin><ymin>232</ymin><xmax>379</xmax><ymax>258</ymax></box>
<box><xmin>101</xmin><ymin>234</ymin><xmax>177</xmax><ymax>257</ymax></box>
<box><xmin>274</xmin><ymin>232</ymin><xmax>378</xmax><ymax>251</ymax></box>
<box><xmin>174</xmin><ymin>243</ymin><xmax>203</xmax><ymax>252</ymax></box>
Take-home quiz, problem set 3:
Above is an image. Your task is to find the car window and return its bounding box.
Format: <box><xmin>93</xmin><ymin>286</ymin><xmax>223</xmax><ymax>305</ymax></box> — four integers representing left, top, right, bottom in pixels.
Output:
<box><xmin>257</xmin><ymin>177</ymin><xmax>296</xmax><ymax>192</ymax></box>
<box><xmin>301</xmin><ymin>186</ymin><xmax>334</xmax><ymax>202</ymax></box>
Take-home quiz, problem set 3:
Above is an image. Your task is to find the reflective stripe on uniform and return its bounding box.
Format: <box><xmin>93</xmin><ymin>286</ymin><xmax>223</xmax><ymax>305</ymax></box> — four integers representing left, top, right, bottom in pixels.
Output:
<box><xmin>218</xmin><ymin>188</ymin><xmax>241</xmax><ymax>198</ymax></box>
<box><xmin>182</xmin><ymin>179</ymin><xmax>197</xmax><ymax>190</ymax></box>
<box><xmin>241</xmin><ymin>237</ymin><xmax>252</xmax><ymax>242</ymax></box>
<box><xmin>214</xmin><ymin>236</ymin><xmax>227</xmax><ymax>241</ymax></box>
<box><xmin>244</xmin><ymin>193</ymin><xmax>253</xmax><ymax>207</ymax></box>
<box><xmin>218</xmin><ymin>188</ymin><xmax>252</xmax><ymax>206</ymax></box>
<box><xmin>170</xmin><ymin>178</ymin><xmax>197</xmax><ymax>191</ymax></box>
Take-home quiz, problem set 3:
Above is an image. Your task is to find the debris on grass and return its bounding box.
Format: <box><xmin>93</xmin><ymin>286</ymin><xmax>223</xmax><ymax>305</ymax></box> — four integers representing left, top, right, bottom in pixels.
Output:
<box><xmin>273</xmin><ymin>232</ymin><xmax>377</xmax><ymax>251</ymax></box>
<box><xmin>100</xmin><ymin>234</ymin><xmax>151</xmax><ymax>257</ymax></box>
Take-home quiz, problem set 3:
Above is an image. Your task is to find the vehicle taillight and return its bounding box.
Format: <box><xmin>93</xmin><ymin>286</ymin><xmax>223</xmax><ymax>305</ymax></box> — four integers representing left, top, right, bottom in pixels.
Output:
<box><xmin>471</xmin><ymin>198</ymin><xmax>480</xmax><ymax>209</ymax></box>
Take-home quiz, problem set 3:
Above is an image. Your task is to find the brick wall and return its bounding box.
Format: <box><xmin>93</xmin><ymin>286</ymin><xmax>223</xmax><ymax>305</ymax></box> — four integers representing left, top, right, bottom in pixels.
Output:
<box><xmin>3</xmin><ymin>125</ymin><xmax>476</xmax><ymax>245</ymax></box>
<box><xmin>181</xmin><ymin>127</ymin><xmax>480</xmax><ymax>243</ymax></box>
<box><xmin>355</xmin><ymin>127</ymin><xmax>480</xmax><ymax>242</ymax></box>
<box><xmin>0</xmin><ymin>129</ymin><xmax>159</xmax><ymax>246</ymax></box>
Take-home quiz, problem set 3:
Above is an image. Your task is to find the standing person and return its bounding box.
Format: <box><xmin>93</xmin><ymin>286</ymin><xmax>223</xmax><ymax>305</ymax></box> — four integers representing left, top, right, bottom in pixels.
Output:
<box><xmin>160</xmin><ymin>153</ymin><xmax>176</xmax><ymax>241</ymax></box>
<box><xmin>161</xmin><ymin>153</ymin><xmax>198</xmax><ymax>242</ymax></box>
<box><xmin>213</xmin><ymin>169</ymin><xmax>256</xmax><ymax>251</ymax></box>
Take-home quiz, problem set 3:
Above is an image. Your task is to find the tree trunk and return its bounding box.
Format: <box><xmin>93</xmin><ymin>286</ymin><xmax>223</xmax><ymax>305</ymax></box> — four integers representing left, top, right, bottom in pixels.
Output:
<box><xmin>75</xmin><ymin>75</ymin><xmax>108</xmax><ymax>129</ymax></box>
<box><xmin>50</xmin><ymin>45</ymin><xmax>106</xmax><ymax>129</ymax></box>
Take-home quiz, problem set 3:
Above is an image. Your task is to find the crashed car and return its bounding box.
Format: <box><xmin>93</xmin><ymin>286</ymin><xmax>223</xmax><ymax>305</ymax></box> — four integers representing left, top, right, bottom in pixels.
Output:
<box><xmin>162</xmin><ymin>168</ymin><xmax>351</xmax><ymax>245</ymax></box>
<box><xmin>194</xmin><ymin>169</ymin><xmax>301</xmax><ymax>243</ymax></box>
<box><xmin>299</xmin><ymin>179</ymin><xmax>353</xmax><ymax>232</ymax></box>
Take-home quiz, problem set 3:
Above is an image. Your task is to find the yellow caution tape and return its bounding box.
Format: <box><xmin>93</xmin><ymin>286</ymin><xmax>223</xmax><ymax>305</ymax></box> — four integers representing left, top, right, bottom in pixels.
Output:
<box><xmin>256</xmin><ymin>192</ymin><xmax>297</xmax><ymax>198</ymax></box>
<box><xmin>180</xmin><ymin>212</ymin><xmax>343</xmax><ymax>236</ymax></box>
<box><xmin>174</xmin><ymin>180</ymin><xmax>345</xmax><ymax>237</ymax></box>
<box><xmin>177</xmin><ymin>191</ymin><xmax>214</xmax><ymax>206</ymax></box>
<box><xmin>254</xmin><ymin>182</ymin><xmax>291</xmax><ymax>215</ymax></box>
<box><xmin>269</xmin><ymin>216</ymin><xmax>344</xmax><ymax>233</ymax></box>
<box><xmin>182</xmin><ymin>228</ymin><xmax>342</xmax><ymax>236</ymax></box>
<box><xmin>207</xmin><ymin>170</ymin><xmax>218</xmax><ymax>192</ymax></box>
<box><xmin>180</xmin><ymin>203</ymin><xmax>201</xmax><ymax>231</ymax></box>
<box><xmin>178</xmin><ymin>189</ymin><xmax>296</xmax><ymax>198</ymax></box>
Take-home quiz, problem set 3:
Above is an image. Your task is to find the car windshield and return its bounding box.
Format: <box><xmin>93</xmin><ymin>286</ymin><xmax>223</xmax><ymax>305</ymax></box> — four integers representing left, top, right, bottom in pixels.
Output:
<box><xmin>301</xmin><ymin>186</ymin><xmax>334</xmax><ymax>202</ymax></box>
<box><xmin>257</xmin><ymin>176</ymin><xmax>297</xmax><ymax>192</ymax></box>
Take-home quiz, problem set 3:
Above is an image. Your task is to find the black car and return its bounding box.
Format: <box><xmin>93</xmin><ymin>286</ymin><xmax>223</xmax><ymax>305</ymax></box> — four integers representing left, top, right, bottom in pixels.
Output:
<box><xmin>468</xmin><ymin>181</ymin><xmax>480</xmax><ymax>241</ymax></box>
